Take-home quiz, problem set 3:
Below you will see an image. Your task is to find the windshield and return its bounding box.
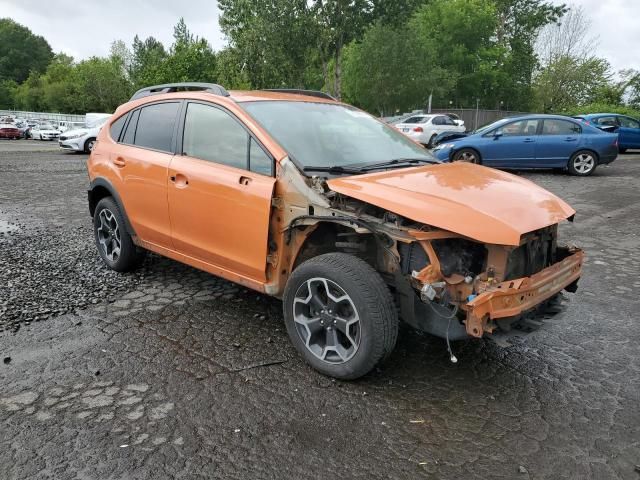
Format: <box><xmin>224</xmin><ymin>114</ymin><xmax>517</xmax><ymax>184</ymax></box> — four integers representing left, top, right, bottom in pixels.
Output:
<box><xmin>241</xmin><ymin>101</ymin><xmax>435</xmax><ymax>169</ymax></box>
<box><xmin>40</xmin><ymin>124</ymin><xmax>55</xmax><ymax>130</ymax></box>
<box><xmin>402</xmin><ymin>116</ymin><xmax>429</xmax><ymax>124</ymax></box>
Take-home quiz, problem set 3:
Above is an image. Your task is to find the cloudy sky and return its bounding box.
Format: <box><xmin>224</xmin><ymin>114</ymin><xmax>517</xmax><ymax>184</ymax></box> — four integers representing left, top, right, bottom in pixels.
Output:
<box><xmin>2</xmin><ymin>0</ymin><xmax>639</xmax><ymax>72</ymax></box>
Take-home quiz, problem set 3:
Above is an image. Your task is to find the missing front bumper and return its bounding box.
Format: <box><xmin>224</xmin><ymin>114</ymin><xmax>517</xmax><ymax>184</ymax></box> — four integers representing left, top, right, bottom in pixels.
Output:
<box><xmin>464</xmin><ymin>248</ymin><xmax>583</xmax><ymax>338</ymax></box>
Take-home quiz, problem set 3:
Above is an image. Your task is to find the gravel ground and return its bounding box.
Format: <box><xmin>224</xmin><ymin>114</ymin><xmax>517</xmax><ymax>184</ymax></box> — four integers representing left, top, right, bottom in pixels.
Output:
<box><xmin>1</xmin><ymin>140</ymin><xmax>639</xmax><ymax>479</ymax></box>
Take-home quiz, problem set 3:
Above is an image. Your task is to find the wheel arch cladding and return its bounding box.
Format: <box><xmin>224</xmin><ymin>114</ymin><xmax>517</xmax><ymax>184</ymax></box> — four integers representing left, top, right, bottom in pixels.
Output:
<box><xmin>88</xmin><ymin>178</ymin><xmax>136</xmax><ymax>236</ymax></box>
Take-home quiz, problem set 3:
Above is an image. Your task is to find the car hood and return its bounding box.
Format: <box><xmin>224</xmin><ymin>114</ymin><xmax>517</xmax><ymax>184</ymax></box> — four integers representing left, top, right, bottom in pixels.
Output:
<box><xmin>327</xmin><ymin>162</ymin><xmax>575</xmax><ymax>245</ymax></box>
<box><xmin>63</xmin><ymin>127</ymin><xmax>93</xmax><ymax>136</ymax></box>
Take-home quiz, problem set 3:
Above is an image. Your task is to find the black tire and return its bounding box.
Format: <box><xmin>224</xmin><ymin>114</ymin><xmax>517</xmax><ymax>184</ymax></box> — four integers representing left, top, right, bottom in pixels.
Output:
<box><xmin>619</xmin><ymin>147</ymin><xmax>627</xmax><ymax>154</ymax></box>
<box><xmin>427</xmin><ymin>134</ymin><xmax>437</xmax><ymax>148</ymax></box>
<box><xmin>93</xmin><ymin>197</ymin><xmax>144</xmax><ymax>272</ymax></box>
<box><xmin>84</xmin><ymin>137</ymin><xmax>96</xmax><ymax>153</ymax></box>
<box><xmin>283</xmin><ymin>253</ymin><xmax>398</xmax><ymax>380</ymax></box>
<box><xmin>567</xmin><ymin>150</ymin><xmax>597</xmax><ymax>176</ymax></box>
<box><xmin>452</xmin><ymin>148</ymin><xmax>480</xmax><ymax>164</ymax></box>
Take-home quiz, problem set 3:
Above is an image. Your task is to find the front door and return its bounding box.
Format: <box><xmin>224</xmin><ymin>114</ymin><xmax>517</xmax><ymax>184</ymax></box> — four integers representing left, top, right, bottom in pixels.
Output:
<box><xmin>168</xmin><ymin>102</ymin><xmax>276</xmax><ymax>283</ymax></box>
<box><xmin>481</xmin><ymin>118</ymin><xmax>539</xmax><ymax>166</ymax></box>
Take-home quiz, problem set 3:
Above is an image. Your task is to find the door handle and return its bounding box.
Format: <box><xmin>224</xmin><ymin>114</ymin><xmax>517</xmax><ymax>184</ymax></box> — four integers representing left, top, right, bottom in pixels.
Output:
<box><xmin>170</xmin><ymin>173</ymin><xmax>189</xmax><ymax>187</ymax></box>
<box><xmin>239</xmin><ymin>175</ymin><xmax>251</xmax><ymax>186</ymax></box>
<box><xmin>112</xmin><ymin>156</ymin><xmax>126</xmax><ymax>167</ymax></box>
<box><xmin>564</xmin><ymin>137</ymin><xmax>577</xmax><ymax>142</ymax></box>
<box><xmin>523</xmin><ymin>138</ymin><xmax>535</xmax><ymax>143</ymax></box>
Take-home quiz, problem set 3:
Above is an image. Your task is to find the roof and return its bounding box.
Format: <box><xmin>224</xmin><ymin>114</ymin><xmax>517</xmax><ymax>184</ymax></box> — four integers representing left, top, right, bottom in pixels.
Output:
<box><xmin>229</xmin><ymin>90</ymin><xmax>338</xmax><ymax>103</ymax></box>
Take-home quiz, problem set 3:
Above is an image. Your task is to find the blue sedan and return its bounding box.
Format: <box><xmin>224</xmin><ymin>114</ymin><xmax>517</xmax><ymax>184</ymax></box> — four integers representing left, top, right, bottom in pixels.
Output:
<box><xmin>432</xmin><ymin>114</ymin><xmax>619</xmax><ymax>176</ymax></box>
<box><xmin>573</xmin><ymin>113</ymin><xmax>640</xmax><ymax>153</ymax></box>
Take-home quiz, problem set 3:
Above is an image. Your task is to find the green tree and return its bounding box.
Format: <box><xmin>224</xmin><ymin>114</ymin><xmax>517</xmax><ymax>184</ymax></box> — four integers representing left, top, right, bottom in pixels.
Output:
<box><xmin>130</xmin><ymin>35</ymin><xmax>168</xmax><ymax>88</ymax></box>
<box><xmin>342</xmin><ymin>21</ymin><xmax>451</xmax><ymax>115</ymax></box>
<box><xmin>0</xmin><ymin>79</ymin><xmax>18</xmax><ymax>109</ymax></box>
<box><xmin>410</xmin><ymin>0</ymin><xmax>504</xmax><ymax>108</ymax></box>
<box><xmin>0</xmin><ymin>18</ymin><xmax>53</xmax><ymax>83</ymax></box>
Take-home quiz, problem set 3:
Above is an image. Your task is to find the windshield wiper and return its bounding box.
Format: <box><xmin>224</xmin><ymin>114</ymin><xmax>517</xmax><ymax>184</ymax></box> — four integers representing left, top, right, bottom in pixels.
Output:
<box><xmin>356</xmin><ymin>157</ymin><xmax>439</xmax><ymax>172</ymax></box>
<box><xmin>303</xmin><ymin>165</ymin><xmax>364</xmax><ymax>175</ymax></box>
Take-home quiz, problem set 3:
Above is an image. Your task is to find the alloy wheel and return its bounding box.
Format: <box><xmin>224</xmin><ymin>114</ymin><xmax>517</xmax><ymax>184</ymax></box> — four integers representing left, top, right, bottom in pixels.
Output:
<box><xmin>293</xmin><ymin>277</ymin><xmax>361</xmax><ymax>364</ymax></box>
<box><xmin>456</xmin><ymin>151</ymin><xmax>477</xmax><ymax>163</ymax></box>
<box><xmin>572</xmin><ymin>153</ymin><xmax>595</xmax><ymax>174</ymax></box>
<box><xmin>96</xmin><ymin>209</ymin><xmax>121</xmax><ymax>262</ymax></box>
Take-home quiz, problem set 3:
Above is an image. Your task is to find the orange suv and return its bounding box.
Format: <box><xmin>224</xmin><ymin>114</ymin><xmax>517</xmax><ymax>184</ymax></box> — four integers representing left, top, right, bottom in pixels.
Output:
<box><xmin>87</xmin><ymin>83</ymin><xmax>583</xmax><ymax>379</ymax></box>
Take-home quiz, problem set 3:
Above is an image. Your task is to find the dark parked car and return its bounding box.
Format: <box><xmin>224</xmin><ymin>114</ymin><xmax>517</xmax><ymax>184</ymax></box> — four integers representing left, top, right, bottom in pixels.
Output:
<box><xmin>573</xmin><ymin>113</ymin><xmax>640</xmax><ymax>153</ymax></box>
<box><xmin>433</xmin><ymin>114</ymin><xmax>618</xmax><ymax>176</ymax></box>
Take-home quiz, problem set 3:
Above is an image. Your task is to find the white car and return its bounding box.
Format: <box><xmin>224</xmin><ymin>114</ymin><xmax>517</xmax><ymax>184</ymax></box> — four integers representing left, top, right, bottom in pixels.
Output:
<box><xmin>31</xmin><ymin>123</ymin><xmax>61</xmax><ymax>141</ymax></box>
<box><xmin>395</xmin><ymin>114</ymin><xmax>466</xmax><ymax>148</ymax></box>
<box><xmin>59</xmin><ymin>114</ymin><xmax>111</xmax><ymax>153</ymax></box>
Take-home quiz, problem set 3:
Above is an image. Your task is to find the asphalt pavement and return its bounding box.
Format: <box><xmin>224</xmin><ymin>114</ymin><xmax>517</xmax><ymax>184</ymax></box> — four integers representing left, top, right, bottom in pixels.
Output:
<box><xmin>1</xmin><ymin>139</ymin><xmax>639</xmax><ymax>479</ymax></box>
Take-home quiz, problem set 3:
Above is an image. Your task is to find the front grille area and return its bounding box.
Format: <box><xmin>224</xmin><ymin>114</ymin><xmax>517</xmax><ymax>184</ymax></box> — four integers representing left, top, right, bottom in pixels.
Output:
<box><xmin>505</xmin><ymin>228</ymin><xmax>557</xmax><ymax>280</ymax></box>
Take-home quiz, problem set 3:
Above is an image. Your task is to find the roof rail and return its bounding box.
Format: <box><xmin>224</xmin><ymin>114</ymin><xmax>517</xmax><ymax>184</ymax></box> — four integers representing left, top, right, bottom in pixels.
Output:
<box><xmin>129</xmin><ymin>83</ymin><xmax>230</xmax><ymax>101</ymax></box>
<box><xmin>260</xmin><ymin>89</ymin><xmax>336</xmax><ymax>101</ymax></box>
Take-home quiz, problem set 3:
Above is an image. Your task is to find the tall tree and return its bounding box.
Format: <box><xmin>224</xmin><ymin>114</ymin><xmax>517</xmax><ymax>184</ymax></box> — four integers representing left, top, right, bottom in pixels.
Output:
<box><xmin>342</xmin><ymin>21</ymin><xmax>451</xmax><ymax>115</ymax></box>
<box><xmin>130</xmin><ymin>35</ymin><xmax>168</xmax><ymax>88</ymax></box>
<box><xmin>0</xmin><ymin>18</ymin><xmax>53</xmax><ymax>83</ymax></box>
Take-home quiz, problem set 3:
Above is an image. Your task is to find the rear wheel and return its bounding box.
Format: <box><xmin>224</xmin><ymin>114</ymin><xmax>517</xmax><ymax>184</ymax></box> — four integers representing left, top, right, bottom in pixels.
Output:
<box><xmin>93</xmin><ymin>197</ymin><xmax>144</xmax><ymax>272</ymax></box>
<box><xmin>568</xmin><ymin>150</ymin><xmax>597</xmax><ymax>176</ymax></box>
<box><xmin>427</xmin><ymin>134</ymin><xmax>437</xmax><ymax>148</ymax></box>
<box><xmin>619</xmin><ymin>147</ymin><xmax>627</xmax><ymax>154</ymax></box>
<box><xmin>283</xmin><ymin>253</ymin><xmax>398</xmax><ymax>380</ymax></box>
<box><xmin>453</xmin><ymin>148</ymin><xmax>480</xmax><ymax>164</ymax></box>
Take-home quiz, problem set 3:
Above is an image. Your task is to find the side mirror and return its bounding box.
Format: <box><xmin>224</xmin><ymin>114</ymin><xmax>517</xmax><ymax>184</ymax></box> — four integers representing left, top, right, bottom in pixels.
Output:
<box><xmin>493</xmin><ymin>130</ymin><xmax>503</xmax><ymax>138</ymax></box>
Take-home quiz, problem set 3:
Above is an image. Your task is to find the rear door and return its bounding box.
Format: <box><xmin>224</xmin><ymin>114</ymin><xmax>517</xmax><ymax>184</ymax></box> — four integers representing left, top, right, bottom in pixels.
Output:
<box><xmin>168</xmin><ymin>101</ymin><xmax>276</xmax><ymax>283</ymax></box>
<box><xmin>480</xmin><ymin>118</ymin><xmax>539</xmax><ymax>166</ymax></box>
<box><xmin>536</xmin><ymin>119</ymin><xmax>582</xmax><ymax>167</ymax></box>
<box><xmin>617</xmin><ymin>116</ymin><xmax>640</xmax><ymax>148</ymax></box>
<box><xmin>109</xmin><ymin>101</ymin><xmax>180</xmax><ymax>248</ymax></box>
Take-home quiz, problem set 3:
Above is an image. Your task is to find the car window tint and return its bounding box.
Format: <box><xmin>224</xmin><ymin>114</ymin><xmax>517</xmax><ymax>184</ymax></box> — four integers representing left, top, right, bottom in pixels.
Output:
<box><xmin>619</xmin><ymin>116</ymin><xmax>640</xmax><ymax>128</ymax></box>
<box><xmin>541</xmin><ymin>119</ymin><xmax>581</xmax><ymax>135</ymax></box>
<box><xmin>403</xmin><ymin>116</ymin><xmax>426</xmax><ymax>124</ymax></box>
<box><xmin>249</xmin><ymin>138</ymin><xmax>273</xmax><ymax>176</ymax></box>
<box><xmin>121</xmin><ymin>109</ymin><xmax>140</xmax><ymax>145</ymax></box>
<box><xmin>500</xmin><ymin>119</ymin><xmax>539</xmax><ymax>136</ymax></box>
<box><xmin>183</xmin><ymin>103</ymin><xmax>248</xmax><ymax>169</ymax></box>
<box><xmin>134</xmin><ymin>102</ymin><xmax>179</xmax><ymax>152</ymax></box>
<box><xmin>109</xmin><ymin>114</ymin><xmax>127</xmax><ymax>142</ymax></box>
<box><xmin>433</xmin><ymin>116</ymin><xmax>445</xmax><ymax>125</ymax></box>
<box><xmin>596</xmin><ymin>116</ymin><xmax>618</xmax><ymax>127</ymax></box>
<box><xmin>443</xmin><ymin>116</ymin><xmax>456</xmax><ymax>126</ymax></box>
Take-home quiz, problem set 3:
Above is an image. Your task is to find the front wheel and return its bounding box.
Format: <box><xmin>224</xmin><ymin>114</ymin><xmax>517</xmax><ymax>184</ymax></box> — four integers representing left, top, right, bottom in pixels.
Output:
<box><xmin>453</xmin><ymin>148</ymin><xmax>480</xmax><ymax>164</ymax></box>
<box><xmin>84</xmin><ymin>138</ymin><xmax>96</xmax><ymax>153</ymax></box>
<box><xmin>568</xmin><ymin>150</ymin><xmax>597</xmax><ymax>176</ymax></box>
<box><xmin>283</xmin><ymin>253</ymin><xmax>398</xmax><ymax>380</ymax></box>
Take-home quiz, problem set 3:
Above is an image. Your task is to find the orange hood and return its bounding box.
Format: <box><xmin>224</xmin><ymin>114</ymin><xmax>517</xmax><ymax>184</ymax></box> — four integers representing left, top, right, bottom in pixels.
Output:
<box><xmin>327</xmin><ymin>163</ymin><xmax>575</xmax><ymax>246</ymax></box>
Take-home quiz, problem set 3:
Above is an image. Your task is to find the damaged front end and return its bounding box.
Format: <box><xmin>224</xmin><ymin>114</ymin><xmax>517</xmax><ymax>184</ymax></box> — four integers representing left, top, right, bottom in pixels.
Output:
<box><xmin>404</xmin><ymin>225</ymin><xmax>583</xmax><ymax>345</ymax></box>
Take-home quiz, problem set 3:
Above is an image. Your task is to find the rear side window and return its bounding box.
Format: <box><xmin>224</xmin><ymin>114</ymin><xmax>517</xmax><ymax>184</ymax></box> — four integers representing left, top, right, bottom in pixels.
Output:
<box><xmin>121</xmin><ymin>109</ymin><xmax>140</xmax><ymax>145</ymax></box>
<box><xmin>183</xmin><ymin>103</ymin><xmax>248</xmax><ymax>169</ymax></box>
<box><xmin>619</xmin><ymin>116</ymin><xmax>640</xmax><ymax>128</ymax></box>
<box><xmin>133</xmin><ymin>102</ymin><xmax>180</xmax><ymax>152</ymax></box>
<box><xmin>109</xmin><ymin>115</ymin><xmax>127</xmax><ymax>141</ymax></box>
<box><xmin>542</xmin><ymin>119</ymin><xmax>581</xmax><ymax>135</ymax></box>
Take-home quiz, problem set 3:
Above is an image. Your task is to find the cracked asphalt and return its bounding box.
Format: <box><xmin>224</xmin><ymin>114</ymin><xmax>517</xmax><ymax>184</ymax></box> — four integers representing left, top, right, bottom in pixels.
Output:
<box><xmin>1</xmin><ymin>140</ymin><xmax>639</xmax><ymax>479</ymax></box>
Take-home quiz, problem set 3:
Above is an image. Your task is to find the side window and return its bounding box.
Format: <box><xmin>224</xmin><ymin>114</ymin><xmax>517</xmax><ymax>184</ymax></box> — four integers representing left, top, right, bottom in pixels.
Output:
<box><xmin>541</xmin><ymin>119</ymin><xmax>581</xmax><ymax>135</ymax></box>
<box><xmin>249</xmin><ymin>138</ymin><xmax>273</xmax><ymax>176</ymax></box>
<box><xmin>134</xmin><ymin>102</ymin><xmax>180</xmax><ymax>152</ymax></box>
<box><xmin>619</xmin><ymin>116</ymin><xmax>640</xmax><ymax>129</ymax></box>
<box><xmin>183</xmin><ymin>103</ymin><xmax>248</xmax><ymax>169</ymax></box>
<box><xmin>121</xmin><ymin>109</ymin><xmax>140</xmax><ymax>145</ymax></box>
<box><xmin>443</xmin><ymin>116</ymin><xmax>456</xmax><ymax>126</ymax></box>
<box><xmin>596</xmin><ymin>116</ymin><xmax>618</xmax><ymax>127</ymax></box>
<box><xmin>499</xmin><ymin>119</ymin><xmax>539</xmax><ymax>136</ymax></box>
<box><xmin>432</xmin><ymin>116</ymin><xmax>444</xmax><ymax>125</ymax></box>
<box><xmin>109</xmin><ymin>114</ymin><xmax>127</xmax><ymax>142</ymax></box>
